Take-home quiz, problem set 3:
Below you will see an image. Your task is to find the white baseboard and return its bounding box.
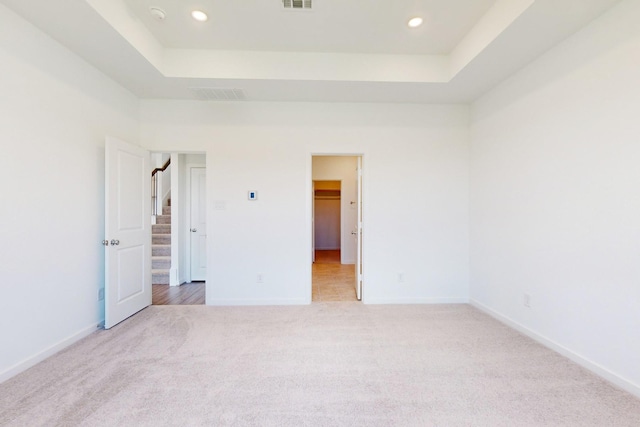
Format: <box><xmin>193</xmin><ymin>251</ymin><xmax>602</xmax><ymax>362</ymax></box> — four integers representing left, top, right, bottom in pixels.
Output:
<box><xmin>0</xmin><ymin>323</ymin><xmax>100</xmax><ymax>384</ymax></box>
<box><xmin>364</xmin><ymin>297</ymin><xmax>469</xmax><ymax>304</ymax></box>
<box><xmin>470</xmin><ymin>299</ymin><xmax>640</xmax><ymax>399</ymax></box>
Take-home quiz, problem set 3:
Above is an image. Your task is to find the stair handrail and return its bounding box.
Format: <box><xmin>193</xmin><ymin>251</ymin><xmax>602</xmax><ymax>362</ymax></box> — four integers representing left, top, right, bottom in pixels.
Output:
<box><xmin>152</xmin><ymin>158</ymin><xmax>171</xmax><ymax>177</ymax></box>
<box><xmin>151</xmin><ymin>158</ymin><xmax>171</xmax><ymax>216</ymax></box>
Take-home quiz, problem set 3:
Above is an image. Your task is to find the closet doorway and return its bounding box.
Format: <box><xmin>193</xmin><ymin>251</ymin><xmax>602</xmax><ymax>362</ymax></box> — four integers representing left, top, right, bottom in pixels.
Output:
<box><xmin>311</xmin><ymin>156</ymin><xmax>361</xmax><ymax>302</ymax></box>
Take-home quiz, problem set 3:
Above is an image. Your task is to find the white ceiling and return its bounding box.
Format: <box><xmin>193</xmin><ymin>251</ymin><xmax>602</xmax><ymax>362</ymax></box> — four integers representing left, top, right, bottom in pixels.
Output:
<box><xmin>0</xmin><ymin>0</ymin><xmax>622</xmax><ymax>103</ymax></box>
<box><xmin>124</xmin><ymin>0</ymin><xmax>497</xmax><ymax>54</ymax></box>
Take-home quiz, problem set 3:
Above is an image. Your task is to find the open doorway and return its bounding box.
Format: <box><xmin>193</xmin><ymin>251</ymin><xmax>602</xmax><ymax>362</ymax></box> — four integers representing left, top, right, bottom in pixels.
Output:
<box><xmin>151</xmin><ymin>152</ymin><xmax>206</xmax><ymax>305</ymax></box>
<box><xmin>311</xmin><ymin>156</ymin><xmax>362</xmax><ymax>302</ymax></box>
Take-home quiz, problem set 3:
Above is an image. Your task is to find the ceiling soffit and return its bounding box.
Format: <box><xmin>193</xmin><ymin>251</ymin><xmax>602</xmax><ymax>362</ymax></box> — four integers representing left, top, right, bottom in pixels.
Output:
<box><xmin>0</xmin><ymin>0</ymin><xmax>623</xmax><ymax>102</ymax></box>
<box><xmin>85</xmin><ymin>0</ymin><xmax>534</xmax><ymax>84</ymax></box>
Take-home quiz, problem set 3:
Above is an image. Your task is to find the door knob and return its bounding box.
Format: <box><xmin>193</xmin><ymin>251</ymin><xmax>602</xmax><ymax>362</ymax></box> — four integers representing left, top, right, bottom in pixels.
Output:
<box><xmin>110</xmin><ymin>239</ymin><xmax>120</xmax><ymax>246</ymax></box>
<box><xmin>190</xmin><ymin>228</ymin><xmax>197</xmax><ymax>232</ymax></box>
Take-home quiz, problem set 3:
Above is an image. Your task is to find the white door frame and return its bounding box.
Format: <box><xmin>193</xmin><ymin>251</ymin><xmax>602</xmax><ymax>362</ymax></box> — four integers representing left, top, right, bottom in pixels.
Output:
<box><xmin>355</xmin><ymin>157</ymin><xmax>363</xmax><ymax>301</ymax></box>
<box><xmin>311</xmin><ymin>181</ymin><xmax>315</xmax><ymax>263</ymax></box>
<box><xmin>169</xmin><ymin>153</ymin><xmax>180</xmax><ymax>286</ymax></box>
<box><xmin>185</xmin><ymin>162</ymin><xmax>206</xmax><ymax>283</ymax></box>
<box><xmin>308</xmin><ymin>154</ymin><xmax>364</xmax><ymax>303</ymax></box>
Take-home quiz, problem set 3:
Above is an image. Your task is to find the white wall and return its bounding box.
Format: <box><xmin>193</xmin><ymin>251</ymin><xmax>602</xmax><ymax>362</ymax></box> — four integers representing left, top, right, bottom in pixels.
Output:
<box><xmin>469</xmin><ymin>0</ymin><xmax>640</xmax><ymax>396</ymax></box>
<box><xmin>0</xmin><ymin>4</ymin><xmax>139</xmax><ymax>381</ymax></box>
<box><xmin>174</xmin><ymin>153</ymin><xmax>186</xmax><ymax>285</ymax></box>
<box><xmin>139</xmin><ymin>101</ymin><xmax>470</xmax><ymax>305</ymax></box>
<box><xmin>313</xmin><ymin>157</ymin><xmax>358</xmax><ymax>262</ymax></box>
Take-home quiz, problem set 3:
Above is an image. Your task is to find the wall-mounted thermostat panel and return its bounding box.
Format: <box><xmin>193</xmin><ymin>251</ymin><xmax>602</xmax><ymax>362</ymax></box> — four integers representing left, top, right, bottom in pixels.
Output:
<box><xmin>248</xmin><ymin>191</ymin><xmax>258</xmax><ymax>201</ymax></box>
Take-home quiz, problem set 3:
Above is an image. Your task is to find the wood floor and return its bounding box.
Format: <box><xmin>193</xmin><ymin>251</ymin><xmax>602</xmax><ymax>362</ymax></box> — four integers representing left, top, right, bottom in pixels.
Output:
<box><xmin>152</xmin><ymin>282</ymin><xmax>205</xmax><ymax>305</ymax></box>
<box><xmin>312</xmin><ymin>250</ymin><xmax>357</xmax><ymax>302</ymax></box>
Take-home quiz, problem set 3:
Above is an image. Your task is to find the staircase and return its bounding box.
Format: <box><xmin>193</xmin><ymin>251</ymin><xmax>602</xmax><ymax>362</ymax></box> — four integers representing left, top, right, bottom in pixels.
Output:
<box><xmin>152</xmin><ymin>205</ymin><xmax>171</xmax><ymax>285</ymax></box>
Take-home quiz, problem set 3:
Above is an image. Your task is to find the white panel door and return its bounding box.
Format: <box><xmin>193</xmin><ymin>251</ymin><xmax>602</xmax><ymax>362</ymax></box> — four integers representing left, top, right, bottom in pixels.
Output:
<box><xmin>355</xmin><ymin>157</ymin><xmax>363</xmax><ymax>301</ymax></box>
<box><xmin>190</xmin><ymin>167</ymin><xmax>207</xmax><ymax>281</ymax></box>
<box><xmin>104</xmin><ymin>137</ymin><xmax>151</xmax><ymax>329</ymax></box>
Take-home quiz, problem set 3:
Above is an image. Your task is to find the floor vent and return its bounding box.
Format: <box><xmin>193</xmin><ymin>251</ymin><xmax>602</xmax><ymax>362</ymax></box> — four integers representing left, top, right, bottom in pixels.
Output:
<box><xmin>190</xmin><ymin>88</ymin><xmax>247</xmax><ymax>101</ymax></box>
<box><xmin>283</xmin><ymin>0</ymin><xmax>312</xmax><ymax>10</ymax></box>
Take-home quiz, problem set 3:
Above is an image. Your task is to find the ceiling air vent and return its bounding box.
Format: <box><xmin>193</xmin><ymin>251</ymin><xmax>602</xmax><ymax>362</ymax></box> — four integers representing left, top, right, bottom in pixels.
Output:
<box><xmin>190</xmin><ymin>88</ymin><xmax>247</xmax><ymax>101</ymax></box>
<box><xmin>283</xmin><ymin>0</ymin><xmax>312</xmax><ymax>10</ymax></box>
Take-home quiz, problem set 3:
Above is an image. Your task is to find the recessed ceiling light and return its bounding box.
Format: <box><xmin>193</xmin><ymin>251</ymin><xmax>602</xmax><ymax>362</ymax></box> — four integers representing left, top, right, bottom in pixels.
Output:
<box><xmin>149</xmin><ymin>7</ymin><xmax>166</xmax><ymax>21</ymax></box>
<box><xmin>191</xmin><ymin>10</ymin><xmax>208</xmax><ymax>22</ymax></box>
<box><xmin>407</xmin><ymin>17</ymin><xmax>423</xmax><ymax>28</ymax></box>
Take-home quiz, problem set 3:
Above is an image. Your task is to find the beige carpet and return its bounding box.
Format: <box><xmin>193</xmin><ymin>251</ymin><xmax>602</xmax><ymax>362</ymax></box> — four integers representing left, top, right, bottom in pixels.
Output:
<box><xmin>1</xmin><ymin>304</ymin><xmax>639</xmax><ymax>426</ymax></box>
